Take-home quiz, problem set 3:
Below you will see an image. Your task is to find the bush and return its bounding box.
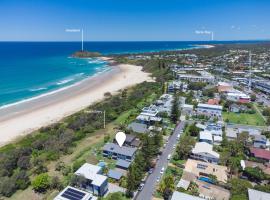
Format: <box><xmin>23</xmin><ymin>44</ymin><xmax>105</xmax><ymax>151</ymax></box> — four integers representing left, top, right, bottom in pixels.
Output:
<box><xmin>72</xmin><ymin>159</ymin><xmax>86</xmax><ymax>172</ymax></box>
<box><xmin>0</xmin><ymin>177</ymin><xmax>17</xmax><ymax>197</ymax></box>
<box><xmin>32</xmin><ymin>173</ymin><xmax>51</xmax><ymax>193</ymax></box>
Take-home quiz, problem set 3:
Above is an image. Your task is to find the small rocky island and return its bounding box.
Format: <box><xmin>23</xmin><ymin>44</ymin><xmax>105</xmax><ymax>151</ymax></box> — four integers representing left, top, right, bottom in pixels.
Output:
<box><xmin>72</xmin><ymin>50</ymin><xmax>102</xmax><ymax>58</ymax></box>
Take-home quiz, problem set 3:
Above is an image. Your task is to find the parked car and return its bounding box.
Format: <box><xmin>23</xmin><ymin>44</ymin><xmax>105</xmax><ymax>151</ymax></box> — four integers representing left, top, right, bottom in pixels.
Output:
<box><xmin>160</xmin><ymin>167</ymin><xmax>165</xmax><ymax>174</ymax></box>
<box><xmin>167</xmin><ymin>154</ymin><xmax>172</xmax><ymax>160</ymax></box>
<box><xmin>138</xmin><ymin>183</ymin><xmax>145</xmax><ymax>191</ymax></box>
<box><xmin>148</xmin><ymin>168</ymin><xmax>153</xmax><ymax>174</ymax></box>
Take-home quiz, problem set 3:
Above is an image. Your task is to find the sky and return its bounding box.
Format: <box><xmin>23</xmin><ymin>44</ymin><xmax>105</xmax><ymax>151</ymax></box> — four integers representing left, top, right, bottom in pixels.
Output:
<box><xmin>0</xmin><ymin>0</ymin><xmax>269</xmax><ymax>41</ymax></box>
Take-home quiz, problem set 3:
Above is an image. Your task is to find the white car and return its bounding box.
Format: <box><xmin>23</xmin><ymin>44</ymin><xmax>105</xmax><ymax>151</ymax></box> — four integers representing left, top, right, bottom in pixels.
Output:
<box><xmin>173</xmin><ymin>144</ymin><xmax>176</xmax><ymax>149</ymax></box>
<box><xmin>167</xmin><ymin>154</ymin><xmax>172</xmax><ymax>160</ymax></box>
<box><xmin>160</xmin><ymin>167</ymin><xmax>165</xmax><ymax>174</ymax></box>
<box><xmin>156</xmin><ymin>177</ymin><xmax>160</xmax><ymax>182</ymax></box>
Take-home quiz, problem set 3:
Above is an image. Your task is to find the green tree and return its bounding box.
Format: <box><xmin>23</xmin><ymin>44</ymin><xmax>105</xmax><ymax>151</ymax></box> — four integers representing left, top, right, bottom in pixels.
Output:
<box><xmin>229</xmin><ymin>178</ymin><xmax>252</xmax><ymax>200</ymax></box>
<box><xmin>171</xmin><ymin>94</ymin><xmax>180</xmax><ymax>123</ymax></box>
<box><xmin>244</xmin><ymin>167</ymin><xmax>266</xmax><ymax>182</ymax></box>
<box><xmin>175</xmin><ymin>135</ymin><xmax>195</xmax><ymax>160</ymax></box>
<box><xmin>158</xmin><ymin>175</ymin><xmax>175</xmax><ymax>198</ymax></box>
<box><xmin>32</xmin><ymin>173</ymin><xmax>51</xmax><ymax>193</ymax></box>
<box><xmin>188</xmin><ymin>123</ymin><xmax>200</xmax><ymax>137</ymax></box>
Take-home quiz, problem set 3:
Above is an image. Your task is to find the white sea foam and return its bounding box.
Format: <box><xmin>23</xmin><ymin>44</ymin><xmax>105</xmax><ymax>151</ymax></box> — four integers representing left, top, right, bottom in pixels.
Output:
<box><xmin>56</xmin><ymin>78</ymin><xmax>74</xmax><ymax>85</ymax></box>
<box><xmin>29</xmin><ymin>87</ymin><xmax>47</xmax><ymax>92</ymax></box>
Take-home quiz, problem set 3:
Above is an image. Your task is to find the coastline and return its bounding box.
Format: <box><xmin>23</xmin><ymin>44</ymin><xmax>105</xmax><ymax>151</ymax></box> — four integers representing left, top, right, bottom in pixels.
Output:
<box><xmin>0</xmin><ymin>57</ymin><xmax>153</xmax><ymax>146</ymax></box>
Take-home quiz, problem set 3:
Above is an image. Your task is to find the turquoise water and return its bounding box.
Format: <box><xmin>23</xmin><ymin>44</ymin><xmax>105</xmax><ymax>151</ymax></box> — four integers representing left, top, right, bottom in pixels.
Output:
<box><xmin>0</xmin><ymin>41</ymin><xmax>262</xmax><ymax>107</ymax></box>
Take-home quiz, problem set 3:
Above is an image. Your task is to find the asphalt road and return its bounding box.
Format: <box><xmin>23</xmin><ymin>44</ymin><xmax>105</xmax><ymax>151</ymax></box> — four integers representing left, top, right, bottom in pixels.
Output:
<box><xmin>135</xmin><ymin>121</ymin><xmax>186</xmax><ymax>200</ymax></box>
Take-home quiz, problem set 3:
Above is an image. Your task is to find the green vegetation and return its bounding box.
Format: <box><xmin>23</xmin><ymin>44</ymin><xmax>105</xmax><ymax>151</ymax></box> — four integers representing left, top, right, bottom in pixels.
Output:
<box><xmin>222</xmin><ymin>111</ymin><xmax>265</xmax><ymax>126</ymax></box>
<box><xmin>229</xmin><ymin>178</ymin><xmax>252</xmax><ymax>200</ymax></box>
<box><xmin>171</xmin><ymin>93</ymin><xmax>180</xmax><ymax>123</ymax></box>
<box><xmin>100</xmin><ymin>192</ymin><xmax>130</xmax><ymax>200</ymax></box>
<box><xmin>188</xmin><ymin>82</ymin><xmax>207</xmax><ymax>91</ymax></box>
<box><xmin>31</xmin><ymin>173</ymin><xmax>51</xmax><ymax>193</ymax></box>
<box><xmin>72</xmin><ymin>51</ymin><xmax>101</xmax><ymax>58</ymax></box>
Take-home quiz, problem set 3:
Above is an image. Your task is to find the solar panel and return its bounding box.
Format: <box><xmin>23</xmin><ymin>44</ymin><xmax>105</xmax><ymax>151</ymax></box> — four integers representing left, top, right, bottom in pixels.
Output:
<box><xmin>61</xmin><ymin>188</ymin><xmax>86</xmax><ymax>200</ymax></box>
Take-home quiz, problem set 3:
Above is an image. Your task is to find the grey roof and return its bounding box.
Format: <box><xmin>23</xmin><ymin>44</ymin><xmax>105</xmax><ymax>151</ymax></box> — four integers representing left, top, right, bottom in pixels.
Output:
<box><xmin>171</xmin><ymin>191</ymin><xmax>204</xmax><ymax>200</ymax></box>
<box><xmin>108</xmin><ymin>170</ymin><xmax>123</xmax><ymax>180</ymax></box>
<box><xmin>254</xmin><ymin>134</ymin><xmax>267</xmax><ymax>142</ymax></box>
<box><xmin>116</xmin><ymin>159</ymin><xmax>131</xmax><ymax>169</ymax></box>
<box><xmin>248</xmin><ymin>189</ymin><xmax>270</xmax><ymax>200</ymax></box>
<box><xmin>125</xmin><ymin>134</ymin><xmax>136</xmax><ymax>143</ymax></box>
<box><xmin>103</xmin><ymin>143</ymin><xmax>137</xmax><ymax>157</ymax></box>
<box><xmin>128</xmin><ymin>122</ymin><xmax>149</xmax><ymax>134</ymax></box>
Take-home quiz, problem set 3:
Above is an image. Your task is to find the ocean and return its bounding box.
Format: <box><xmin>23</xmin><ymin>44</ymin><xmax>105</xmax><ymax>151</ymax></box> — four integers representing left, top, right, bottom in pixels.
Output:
<box><xmin>0</xmin><ymin>41</ymin><xmax>261</xmax><ymax>107</ymax></box>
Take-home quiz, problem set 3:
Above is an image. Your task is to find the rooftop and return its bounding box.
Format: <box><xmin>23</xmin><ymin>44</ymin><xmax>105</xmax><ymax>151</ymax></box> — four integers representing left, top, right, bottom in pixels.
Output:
<box><xmin>250</xmin><ymin>147</ymin><xmax>270</xmax><ymax>160</ymax></box>
<box><xmin>103</xmin><ymin>143</ymin><xmax>137</xmax><ymax>157</ymax></box>
<box><xmin>248</xmin><ymin>189</ymin><xmax>270</xmax><ymax>200</ymax></box>
<box><xmin>54</xmin><ymin>186</ymin><xmax>97</xmax><ymax>200</ymax></box>
<box><xmin>192</xmin><ymin>142</ymin><xmax>220</xmax><ymax>159</ymax></box>
<box><xmin>199</xmin><ymin>131</ymin><xmax>213</xmax><ymax>141</ymax></box>
<box><xmin>184</xmin><ymin>159</ymin><xmax>228</xmax><ymax>182</ymax></box>
<box><xmin>197</xmin><ymin>103</ymin><xmax>223</xmax><ymax>110</ymax></box>
<box><xmin>75</xmin><ymin>163</ymin><xmax>107</xmax><ymax>187</ymax></box>
<box><xmin>171</xmin><ymin>191</ymin><xmax>204</xmax><ymax>200</ymax></box>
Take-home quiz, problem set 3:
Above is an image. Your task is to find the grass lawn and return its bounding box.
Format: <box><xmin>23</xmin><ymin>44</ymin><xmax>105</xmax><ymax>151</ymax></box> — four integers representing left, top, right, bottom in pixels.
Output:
<box><xmin>222</xmin><ymin>111</ymin><xmax>266</xmax><ymax>126</ymax></box>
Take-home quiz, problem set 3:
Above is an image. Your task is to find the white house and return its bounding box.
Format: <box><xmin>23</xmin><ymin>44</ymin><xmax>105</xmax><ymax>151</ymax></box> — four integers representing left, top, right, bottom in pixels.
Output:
<box><xmin>199</xmin><ymin>131</ymin><xmax>213</xmax><ymax>144</ymax></box>
<box><xmin>190</xmin><ymin>142</ymin><xmax>220</xmax><ymax>164</ymax></box>
<box><xmin>75</xmin><ymin>163</ymin><xmax>108</xmax><ymax>196</ymax></box>
<box><xmin>197</xmin><ymin>104</ymin><xmax>223</xmax><ymax>117</ymax></box>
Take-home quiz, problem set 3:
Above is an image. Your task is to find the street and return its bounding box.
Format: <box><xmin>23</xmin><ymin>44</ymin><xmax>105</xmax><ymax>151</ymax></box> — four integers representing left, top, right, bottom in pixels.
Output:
<box><xmin>135</xmin><ymin>121</ymin><xmax>186</xmax><ymax>200</ymax></box>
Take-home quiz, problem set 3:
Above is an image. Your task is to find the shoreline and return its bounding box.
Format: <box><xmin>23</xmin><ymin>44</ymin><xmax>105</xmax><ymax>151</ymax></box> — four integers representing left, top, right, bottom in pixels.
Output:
<box><xmin>0</xmin><ymin>57</ymin><xmax>153</xmax><ymax>146</ymax></box>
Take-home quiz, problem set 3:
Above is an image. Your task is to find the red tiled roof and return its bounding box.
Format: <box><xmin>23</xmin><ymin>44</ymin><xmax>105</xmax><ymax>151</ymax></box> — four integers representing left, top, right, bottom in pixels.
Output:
<box><xmin>207</xmin><ymin>99</ymin><xmax>220</xmax><ymax>105</ymax></box>
<box><xmin>250</xmin><ymin>147</ymin><xmax>270</xmax><ymax>160</ymax></box>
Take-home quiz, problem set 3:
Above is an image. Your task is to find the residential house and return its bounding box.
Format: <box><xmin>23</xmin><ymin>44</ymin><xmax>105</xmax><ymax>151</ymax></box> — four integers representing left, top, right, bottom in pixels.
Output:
<box><xmin>184</xmin><ymin>159</ymin><xmax>228</xmax><ymax>183</ymax></box>
<box><xmin>103</xmin><ymin>143</ymin><xmax>137</xmax><ymax>162</ymax></box>
<box><xmin>199</xmin><ymin>131</ymin><xmax>213</xmax><ymax>144</ymax></box>
<box><xmin>74</xmin><ymin>163</ymin><xmax>108</xmax><ymax>196</ymax></box>
<box><xmin>197</xmin><ymin>103</ymin><xmax>223</xmax><ymax>118</ymax></box>
<box><xmin>229</xmin><ymin>103</ymin><xmax>249</xmax><ymax>113</ymax></box>
<box><xmin>253</xmin><ymin>135</ymin><xmax>267</xmax><ymax>149</ymax></box>
<box><xmin>249</xmin><ymin>147</ymin><xmax>270</xmax><ymax>163</ymax></box>
<box><xmin>107</xmin><ymin>170</ymin><xmax>123</xmax><ymax>181</ymax></box>
<box><xmin>226</xmin><ymin>128</ymin><xmax>238</xmax><ymax>140</ymax></box>
<box><xmin>227</xmin><ymin>92</ymin><xmax>250</xmax><ymax>103</ymax></box>
<box><xmin>195</xmin><ymin>179</ymin><xmax>230</xmax><ymax>200</ymax></box>
<box><xmin>248</xmin><ymin>189</ymin><xmax>270</xmax><ymax>200</ymax></box>
<box><xmin>217</xmin><ymin>82</ymin><xmax>233</xmax><ymax>93</ymax></box>
<box><xmin>127</xmin><ymin>122</ymin><xmax>149</xmax><ymax>134</ymax></box>
<box><xmin>190</xmin><ymin>142</ymin><xmax>220</xmax><ymax>164</ymax></box>
<box><xmin>241</xmin><ymin>160</ymin><xmax>270</xmax><ymax>175</ymax></box>
<box><xmin>171</xmin><ymin>191</ymin><xmax>204</xmax><ymax>200</ymax></box>
<box><xmin>181</xmin><ymin>104</ymin><xmax>194</xmax><ymax>116</ymax></box>
<box><xmin>115</xmin><ymin>159</ymin><xmax>131</xmax><ymax>170</ymax></box>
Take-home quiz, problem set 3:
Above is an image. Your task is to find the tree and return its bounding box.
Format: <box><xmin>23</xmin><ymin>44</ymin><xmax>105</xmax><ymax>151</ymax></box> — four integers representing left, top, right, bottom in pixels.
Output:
<box><xmin>188</xmin><ymin>123</ymin><xmax>200</xmax><ymax>137</ymax></box>
<box><xmin>126</xmin><ymin>164</ymin><xmax>136</xmax><ymax>197</ymax></box>
<box><xmin>229</xmin><ymin>178</ymin><xmax>252</xmax><ymax>200</ymax></box>
<box><xmin>171</xmin><ymin>94</ymin><xmax>180</xmax><ymax>123</ymax></box>
<box><xmin>0</xmin><ymin>177</ymin><xmax>17</xmax><ymax>197</ymax></box>
<box><xmin>32</xmin><ymin>173</ymin><xmax>51</xmax><ymax>193</ymax></box>
<box><xmin>262</xmin><ymin>107</ymin><xmax>270</xmax><ymax>116</ymax></box>
<box><xmin>175</xmin><ymin>135</ymin><xmax>195</xmax><ymax>160</ymax></box>
<box><xmin>158</xmin><ymin>175</ymin><xmax>175</xmax><ymax>199</ymax></box>
<box><xmin>250</xmin><ymin>94</ymin><xmax>256</xmax><ymax>102</ymax></box>
<box><xmin>50</xmin><ymin>176</ymin><xmax>63</xmax><ymax>190</ymax></box>
<box><xmin>244</xmin><ymin>167</ymin><xmax>266</xmax><ymax>182</ymax></box>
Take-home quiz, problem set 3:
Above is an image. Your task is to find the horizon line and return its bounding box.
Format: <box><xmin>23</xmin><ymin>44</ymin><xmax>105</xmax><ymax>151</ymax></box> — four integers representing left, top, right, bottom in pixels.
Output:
<box><xmin>0</xmin><ymin>39</ymin><xmax>269</xmax><ymax>43</ymax></box>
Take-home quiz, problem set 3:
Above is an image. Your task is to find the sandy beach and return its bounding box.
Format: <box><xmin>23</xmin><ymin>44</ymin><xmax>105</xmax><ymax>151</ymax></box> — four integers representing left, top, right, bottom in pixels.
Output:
<box><xmin>0</xmin><ymin>57</ymin><xmax>153</xmax><ymax>146</ymax></box>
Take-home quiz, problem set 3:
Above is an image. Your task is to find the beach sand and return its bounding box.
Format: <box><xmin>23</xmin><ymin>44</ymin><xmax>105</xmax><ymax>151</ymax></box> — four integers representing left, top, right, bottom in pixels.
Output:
<box><xmin>0</xmin><ymin>58</ymin><xmax>153</xmax><ymax>146</ymax></box>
